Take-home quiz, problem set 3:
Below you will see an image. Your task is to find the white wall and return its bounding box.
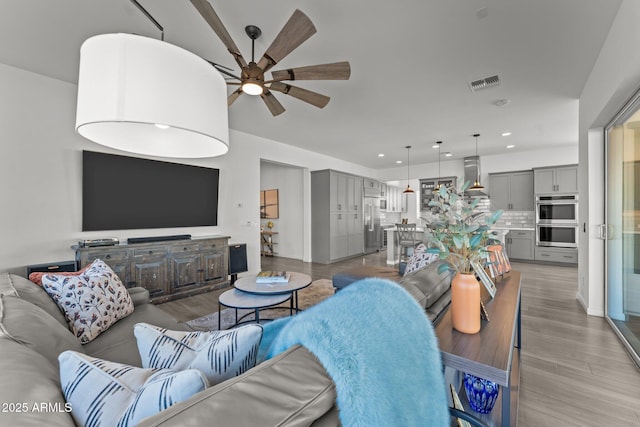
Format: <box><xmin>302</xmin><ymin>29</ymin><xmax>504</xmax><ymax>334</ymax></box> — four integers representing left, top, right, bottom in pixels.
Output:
<box><xmin>0</xmin><ymin>62</ymin><xmax>376</xmax><ymax>275</ymax></box>
<box><xmin>260</xmin><ymin>161</ymin><xmax>304</xmax><ymax>260</ymax></box>
<box><xmin>578</xmin><ymin>0</ymin><xmax>640</xmax><ymax>316</ymax></box>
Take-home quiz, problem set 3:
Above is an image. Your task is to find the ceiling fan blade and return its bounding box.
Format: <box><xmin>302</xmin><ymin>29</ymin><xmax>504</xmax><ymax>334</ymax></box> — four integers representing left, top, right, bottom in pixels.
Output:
<box><xmin>228</xmin><ymin>88</ymin><xmax>243</xmax><ymax>106</ymax></box>
<box><xmin>270</xmin><ymin>61</ymin><xmax>351</xmax><ymax>82</ymax></box>
<box><xmin>261</xmin><ymin>91</ymin><xmax>286</xmax><ymax>116</ymax></box>
<box><xmin>207</xmin><ymin>61</ymin><xmax>242</xmax><ymax>81</ymax></box>
<box><xmin>190</xmin><ymin>0</ymin><xmax>247</xmax><ymax>69</ymax></box>
<box><xmin>257</xmin><ymin>10</ymin><xmax>316</xmax><ymax>72</ymax></box>
<box><xmin>269</xmin><ymin>82</ymin><xmax>330</xmax><ymax>109</ymax></box>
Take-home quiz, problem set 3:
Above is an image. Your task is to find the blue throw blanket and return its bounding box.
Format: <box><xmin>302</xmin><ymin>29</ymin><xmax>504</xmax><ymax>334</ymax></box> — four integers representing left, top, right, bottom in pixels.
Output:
<box><xmin>258</xmin><ymin>278</ymin><xmax>449</xmax><ymax>427</ymax></box>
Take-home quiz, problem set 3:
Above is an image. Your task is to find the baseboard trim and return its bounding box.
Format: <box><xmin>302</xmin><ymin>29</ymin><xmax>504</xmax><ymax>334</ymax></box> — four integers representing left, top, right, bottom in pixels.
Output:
<box><xmin>576</xmin><ymin>291</ymin><xmax>604</xmax><ymax>317</ymax></box>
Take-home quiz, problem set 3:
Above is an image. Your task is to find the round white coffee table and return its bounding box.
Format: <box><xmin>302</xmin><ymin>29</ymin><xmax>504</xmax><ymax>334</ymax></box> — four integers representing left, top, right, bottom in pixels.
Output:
<box><xmin>234</xmin><ymin>272</ymin><xmax>312</xmax><ymax>312</ymax></box>
<box><xmin>217</xmin><ymin>288</ymin><xmax>292</xmax><ymax>329</ymax></box>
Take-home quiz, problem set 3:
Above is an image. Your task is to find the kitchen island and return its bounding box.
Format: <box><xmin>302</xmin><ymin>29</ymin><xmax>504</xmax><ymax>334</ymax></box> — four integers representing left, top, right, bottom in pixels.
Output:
<box><xmin>386</xmin><ymin>226</ymin><xmax>521</xmax><ymax>265</ymax></box>
<box><xmin>385</xmin><ymin>226</ymin><xmax>427</xmax><ymax>265</ymax></box>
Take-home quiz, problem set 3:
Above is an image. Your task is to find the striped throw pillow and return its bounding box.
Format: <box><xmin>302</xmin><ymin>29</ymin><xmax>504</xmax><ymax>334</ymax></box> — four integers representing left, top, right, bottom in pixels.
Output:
<box><xmin>134</xmin><ymin>323</ymin><xmax>262</xmax><ymax>386</ymax></box>
<box><xmin>59</xmin><ymin>350</ymin><xmax>207</xmax><ymax>427</ymax></box>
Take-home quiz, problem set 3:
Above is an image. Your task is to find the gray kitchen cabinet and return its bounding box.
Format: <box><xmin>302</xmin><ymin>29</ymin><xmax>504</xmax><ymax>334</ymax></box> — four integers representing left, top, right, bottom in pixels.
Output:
<box><xmin>489</xmin><ymin>170</ymin><xmax>533</xmax><ymax>211</ymax></box>
<box><xmin>347</xmin><ymin>212</ymin><xmax>364</xmax><ymax>255</ymax></box>
<box><xmin>534</xmin><ymin>246</ymin><xmax>578</xmax><ymax>264</ymax></box>
<box><xmin>506</xmin><ymin>230</ymin><xmax>534</xmax><ymax>260</ymax></box>
<box><xmin>534</xmin><ymin>165</ymin><xmax>578</xmax><ymax>194</ymax></box>
<box><xmin>312</xmin><ymin>169</ymin><xmax>365</xmax><ymax>263</ymax></box>
<box><xmin>74</xmin><ymin>236</ymin><xmax>229</xmax><ymax>303</ymax></box>
<box><xmin>363</xmin><ymin>178</ymin><xmax>381</xmax><ymax>194</ymax></box>
<box><xmin>330</xmin><ymin>171</ymin><xmax>349</xmax><ymax>211</ymax></box>
<box><xmin>348</xmin><ymin>175</ymin><xmax>363</xmax><ymax>212</ymax></box>
<box><xmin>330</xmin><ymin>212</ymin><xmax>348</xmax><ymax>260</ymax></box>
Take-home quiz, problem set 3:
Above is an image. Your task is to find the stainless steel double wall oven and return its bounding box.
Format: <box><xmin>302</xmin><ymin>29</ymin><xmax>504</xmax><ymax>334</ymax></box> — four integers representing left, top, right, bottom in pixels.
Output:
<box><xmin>535</xmin><ymin>194</ymin><xmax>578</xmax><ymax>248</ymax></box>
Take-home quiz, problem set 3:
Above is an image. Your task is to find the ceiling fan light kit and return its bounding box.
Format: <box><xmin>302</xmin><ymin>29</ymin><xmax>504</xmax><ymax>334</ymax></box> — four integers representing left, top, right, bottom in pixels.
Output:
<box><xmin>242</xmin><ymin>81</ymin><xmax>264</xmax><ymax>96</ymax></box>
<box><xmin>190</xmin><ymin>0</ymin><xmax>351</xmax><ymax>116</ymax></box>
<box><xmin>75</xmin><ymin>33</ymin><xmax>229</xmax><ymax>158</ymax></box>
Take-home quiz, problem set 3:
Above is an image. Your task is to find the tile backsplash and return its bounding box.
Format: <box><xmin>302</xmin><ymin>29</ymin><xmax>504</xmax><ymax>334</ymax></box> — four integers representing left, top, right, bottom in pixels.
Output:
<box><xmin>494</xmin><ymin>211</ymin><xmax>535</xmax><ymax>229</ymax></box>
<box><xmin>418</xmin><ymin>197</ymin><xmax>535</xmax><ymax>229</ymax></box>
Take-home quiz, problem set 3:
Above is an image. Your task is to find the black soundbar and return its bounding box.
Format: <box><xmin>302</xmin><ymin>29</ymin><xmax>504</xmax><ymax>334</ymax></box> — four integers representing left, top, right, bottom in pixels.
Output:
<box><xmin>127</xmin><ymin>234</ymin><xmax>192</xmax><ymax>244</ymax></box>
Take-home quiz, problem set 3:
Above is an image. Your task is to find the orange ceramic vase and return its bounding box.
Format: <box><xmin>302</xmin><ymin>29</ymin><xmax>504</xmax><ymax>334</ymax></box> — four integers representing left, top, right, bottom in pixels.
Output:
<box><xmin>451</xmin><ymin>273</ymin><xmax>481</xmax><ymax>334</ymax></box>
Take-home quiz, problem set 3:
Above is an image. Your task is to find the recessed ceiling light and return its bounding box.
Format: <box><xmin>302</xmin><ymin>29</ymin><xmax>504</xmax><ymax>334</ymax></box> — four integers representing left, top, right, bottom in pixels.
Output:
<box><xmin>378</xmin><ymin>153</ymin><xmax>385</xmax><ymax>157</ymax></box>
<box><xmin>445</xmin><ymin>152</ymin><xmax>452</xmax><ymax>157</ymax></box>
<box><xmin>506</xmin><ymin>145</ymin><xmax>515</xmax><ymax>149</ymax></box>
<box><xmin>396</xmin><ymin>160</ymin><xmax>402</xmax><ymax>164</ymax></box>
<box><xmin>492</xmin><ymin>99</ymin><xmax>511</xmax><ymax>107</ymax></box>
<box><xmin>432</xmin><ymin>144</ymin><xmax>439</xmax><ymax>149</ymax></box>
<box><xmin>501</xmin><ymin>132</ymin><xmax>512</xmax><ymax>137</ymax></box>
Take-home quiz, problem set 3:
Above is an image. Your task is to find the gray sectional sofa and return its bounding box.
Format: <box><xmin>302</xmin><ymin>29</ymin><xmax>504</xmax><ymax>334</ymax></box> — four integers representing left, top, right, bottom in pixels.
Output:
<box><xmin>0</xmin><ymin>260</ymin><xmax>454</xmax><ymax>426</ymax></box>
<box><xmin>0</xmin><ymin>273</ymin><xmax>338</xmax><ymax>426</ymax></box>
<box><xmin>332</xmin><ymin>259</ymin><xmax>454</xmax><ymax>324</ymax></box>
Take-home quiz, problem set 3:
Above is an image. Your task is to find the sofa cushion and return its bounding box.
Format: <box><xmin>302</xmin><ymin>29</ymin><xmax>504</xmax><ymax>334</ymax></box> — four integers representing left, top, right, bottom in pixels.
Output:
<box><xmin>399</xmin><ymin>260</ymin><xmax>452</xmax><ymax>309</ymax></box>
<box><xmin>59</xmin><ymin>350</ymin><xmax>208</xmax><ymax>427</ymax></box>
<box><xmin>137</xmin><ymin>346</ymin><xmax>337</xmax><ymax>427</ymax></box>
<box><xmin>0</xmin><ymin>337</ymin><xmax>75</xmax><ymax>426</ymax></box>
<box><xmin>134</xmin><ymin>323</ymin><xmax>263</xmax><ymax>386</ymax></box>
<box><xmin>404</xmin><ymin>243</ymin><xmax>439</xmax><ymax>275</ymax></box>
<box><xmin>0</xmin><ymin>272</ymin><xmax>68</xmax><ymax>327</ymax></box>
<box><xmin>0</xmin><ymin>294</ymin><xmax>84</xmax><ymax>368</ymax></box>
<box><xmin>82</xmin><ymin>303</ymin><xmax>188</xmax><ymax>366</ymax></box>
<box><xmin>332</xmin><ymin>265</ymin><xmax>402</xmax><ymax>291</ymax></box>
<box><xmin>41</xmin><ymin>259</ymin><xmax>134</xmax><ymax>344</ymax></box>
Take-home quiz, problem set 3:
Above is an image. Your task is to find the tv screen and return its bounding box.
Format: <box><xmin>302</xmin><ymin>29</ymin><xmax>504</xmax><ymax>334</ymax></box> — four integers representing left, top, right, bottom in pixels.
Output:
<box><xmin>82</xmin><ymin>151</ymin><xmax>219</xmax><ymax>231</ymax></box>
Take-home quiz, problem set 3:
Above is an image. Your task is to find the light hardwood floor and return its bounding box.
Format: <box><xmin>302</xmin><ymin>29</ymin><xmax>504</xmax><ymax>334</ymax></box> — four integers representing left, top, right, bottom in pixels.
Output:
<box><xmin>157</xmin><ymin>252</ymin><xmax>640</xmax><ymax>426</ymax></box>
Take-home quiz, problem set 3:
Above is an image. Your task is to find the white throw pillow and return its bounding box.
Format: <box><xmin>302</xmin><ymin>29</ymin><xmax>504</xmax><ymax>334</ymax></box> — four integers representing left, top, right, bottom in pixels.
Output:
<box><xmin>404</xmin><ymin>244</ymin><xmax>439</xmax><ymax>275</ymax></box>
<box><xmin>59</xmin><ymin>350</ymin><xmax>208</xmax><ymax>427</ymax></box>
<box><xmin>134</xmin><ymin>323</ymin><xmax>263</xmax><ymax>385</ymax></box>
<box><xmin>41</xmin><ymin>259</ymin><xmax>134</xmax><ymax>343</ymax></box>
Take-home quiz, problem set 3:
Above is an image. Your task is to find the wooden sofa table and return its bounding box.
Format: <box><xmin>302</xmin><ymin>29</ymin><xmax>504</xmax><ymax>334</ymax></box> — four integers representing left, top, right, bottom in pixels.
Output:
<box><xmin>435</xmin><ymin>271</ymin><xmax>522</xmax><ymax>427</ymax></box>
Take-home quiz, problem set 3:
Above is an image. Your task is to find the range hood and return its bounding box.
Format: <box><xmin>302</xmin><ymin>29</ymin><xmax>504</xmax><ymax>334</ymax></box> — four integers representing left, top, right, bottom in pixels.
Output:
<box><xmin>463</xmin><ymin>156</ymin><xmax>488</xmax><ymax>197</ymax></box>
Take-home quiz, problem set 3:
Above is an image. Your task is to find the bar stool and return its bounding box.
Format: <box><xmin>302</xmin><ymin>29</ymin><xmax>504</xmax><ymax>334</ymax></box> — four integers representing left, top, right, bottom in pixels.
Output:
<box><xmin>396</xmin><ymin>223</ymin><xmax>419</xmax><ymax>264</ymax></box>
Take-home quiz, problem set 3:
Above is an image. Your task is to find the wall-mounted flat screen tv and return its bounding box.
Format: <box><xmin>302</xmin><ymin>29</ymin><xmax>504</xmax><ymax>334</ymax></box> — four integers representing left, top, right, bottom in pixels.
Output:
<box><xmin>82</xmin><ymin>151</ymin><xmax>219</xmax><ymax>231</ymax></box>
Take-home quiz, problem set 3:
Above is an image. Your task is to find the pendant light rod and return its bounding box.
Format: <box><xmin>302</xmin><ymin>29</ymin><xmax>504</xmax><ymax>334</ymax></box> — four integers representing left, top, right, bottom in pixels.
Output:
<box><xmin>130</xmin><ymin>0</ymin><xmax>164</xmax><ymax>41</ymax></box>
<box><xmin>436</xmin><ymin>141</ymin><xmax>442</xmax><ymax>190</ymax></box>
<box><xmin>403</xmin><ymin>145</ymin><xmax>415</xmax><ymax>194</ymax></box>
<box><xmin>470</xmin><ymin>133</ymin><xmax>485</xmax><ymax>190</ymax></box>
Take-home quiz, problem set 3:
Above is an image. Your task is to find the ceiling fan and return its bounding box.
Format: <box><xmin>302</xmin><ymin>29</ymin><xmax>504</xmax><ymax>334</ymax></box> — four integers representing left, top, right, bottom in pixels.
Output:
<box><xmin>190</xmin><ymin>0</ymin><xmax>351</xmax><ymax>116</ymax></box>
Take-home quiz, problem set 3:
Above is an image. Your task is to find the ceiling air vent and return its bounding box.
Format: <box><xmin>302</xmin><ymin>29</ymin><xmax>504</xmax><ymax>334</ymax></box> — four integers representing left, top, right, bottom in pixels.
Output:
<box><xmin>468</xmin><ymin>74</ymin><xmax>501</xmax><ymax>92</ymax></box>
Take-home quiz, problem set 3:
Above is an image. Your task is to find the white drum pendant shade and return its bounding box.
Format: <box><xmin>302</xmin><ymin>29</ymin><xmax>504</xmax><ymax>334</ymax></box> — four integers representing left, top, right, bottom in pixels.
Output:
<box><xmin>75</xmin><ymin>33</ymin><xmax>229</xmax><ymax>158</ymax></box>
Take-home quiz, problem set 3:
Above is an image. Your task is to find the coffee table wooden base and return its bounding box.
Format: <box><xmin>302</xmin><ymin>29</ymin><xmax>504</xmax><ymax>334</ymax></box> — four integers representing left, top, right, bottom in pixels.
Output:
<box><xmin>218</xmin><ymin>289</ymin><xmax>292</xmax><ymax>329</ymax></box>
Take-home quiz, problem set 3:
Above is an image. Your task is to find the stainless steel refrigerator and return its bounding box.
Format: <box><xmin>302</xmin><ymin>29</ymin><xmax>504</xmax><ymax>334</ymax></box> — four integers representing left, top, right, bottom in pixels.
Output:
<box><xmin>364</xmin><ymin>196</ymin><xmax>381</xmax><ymax>253</ymax></box>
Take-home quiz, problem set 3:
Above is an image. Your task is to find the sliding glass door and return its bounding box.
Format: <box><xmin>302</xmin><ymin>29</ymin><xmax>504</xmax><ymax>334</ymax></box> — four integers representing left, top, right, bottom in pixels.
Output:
<box><xmin>606</xmin><ymin>92</ymin><xmax>640</xmax><ymax>366</ymax></box>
